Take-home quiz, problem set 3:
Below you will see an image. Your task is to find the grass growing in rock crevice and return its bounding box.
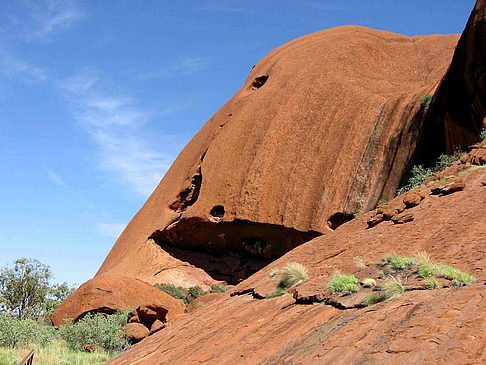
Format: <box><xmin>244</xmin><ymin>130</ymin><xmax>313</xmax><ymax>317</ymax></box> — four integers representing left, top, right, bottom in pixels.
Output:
<box><xmin>322</xmin><ymin>253</ymin><xmax>476</xmax><ymax>309</ymax></box>
<box><xmin>327</xmin><ymin>274</ymin><xmax>359</xmax><ymax>294</ymax></box>
<box><xmin>267</xmin><ymin>262</ymin><xmax>310</xmax><ymax>298</ymax></box>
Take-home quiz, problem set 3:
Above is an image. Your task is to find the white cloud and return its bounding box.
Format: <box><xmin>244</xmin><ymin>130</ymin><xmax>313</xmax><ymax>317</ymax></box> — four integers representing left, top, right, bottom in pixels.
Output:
<box><xmin>24</xmin><ymin>0</ymin><xmax>85</xmax><ymax>40</ymax></box>
<box><xmin>96</xmin><ymin>222</ymin><xmax>126</xmax><ymax>238</ymax></box>
<box><xmin>0</xmin><ymin>52</ymin><xmax>47</xmax><ymax>82</ymax></box>
<box><xmin>138</xmin><ymin>57</ymin><xmax>209</xmax><ymax>80</ymax></box>
<box><xmin>59</xmin><ymin>71</ymin><xmax>178</xmax><ymax>196</ymax></box>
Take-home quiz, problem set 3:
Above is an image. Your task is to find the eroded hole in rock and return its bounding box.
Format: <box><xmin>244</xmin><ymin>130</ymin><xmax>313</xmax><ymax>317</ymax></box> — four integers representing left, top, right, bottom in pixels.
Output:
<box><xmin>252</xmin><ymin>75</ymin><xmax>268</xmax><ymax>90</ymax></box>
<box><xmin>150</xmin><ymin>218</ymin><xmax>321</xmax><ymax>284</ymax></box>
<box><xmin>169</xmin><ymin>167</ymin><xmax>202</xmax><ymax>211</ymax></box>
<box><xmin>327</xmin><ymin>212</ymin><xmax>355</xmax><ymax>230</ymax></box>
<box><xmin>210</xmin><ymin>205</ymin><xmax>225</xmax><ymax>219</ymax></box>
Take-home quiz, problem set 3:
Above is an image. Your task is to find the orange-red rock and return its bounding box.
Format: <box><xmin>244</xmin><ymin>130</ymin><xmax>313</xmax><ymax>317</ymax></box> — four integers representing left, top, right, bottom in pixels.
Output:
<box><xmin>93</xmin><ymin>25</ymin><xmax>459</xmax><ymax>289</ymax></box>
<box><xmin>124</xmin><ymin>323</ymin><xmax>149</xmax><ymax>343</ymax></box>
<box><xmin>149</xmin><ymin>319</ymin><xmax>165</xmax><ymax>334</ymax></box>
<box><xmin>51</xmin><ymin>274</ymin><xmax>185</xmax><ymax>326</ymax></box>
<box><xmin>108</xmin><ymin>151</ymin><xmax>486</xmax><ymax>365</ymax></box>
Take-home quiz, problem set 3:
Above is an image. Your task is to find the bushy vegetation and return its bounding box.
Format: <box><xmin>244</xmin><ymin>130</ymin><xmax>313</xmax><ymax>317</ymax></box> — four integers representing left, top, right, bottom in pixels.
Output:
<box><xmin>267</xmin><ymin>262</ymin><xmax>310</xmax><ymax>298</ymax></box>
<box><xmin>381</xmin><ymin>255</ymin><xmax>415</xmax><ymax>271</ymax></box>
<box><xmin>420</xmin><ymin>93</ymin><xmax>433</xmax><ymax>106</ymax></box>
<box><xmin>480</xmin><ymin>128</ymin><xmax>486</xmax><ymax>140</ymax></box>
<box><xmin>0</xmin><ymin>258</ymin><xmax>75</xmax><ymax>320</ymax></box>
<box><xmin>397</xmin><ymin>152</ymin><xmax>465</xmax><ymax>195</ymax></box>
<box><xmin>0</xmin><ymin>311</ymin><xmax>128</xmax><ymax>364</ymax></box>
<box><xmin>0</xmin><ymin>341</ymin><xmax>113</xmax><ymax>365</ymax></box>
<box><xmin>327</xmin><ymin>273</ymin><xmax>359</xmax><ymax>294</ymax></box>
<box><xmin>59</xmin><ymin>312</ymin><xmax>129</xmax><ymax>352</ymax></box>
<box><xmin>157</xmin><ymin>282</ymin><xmax>227</xmax><ymax>304</ymax></box>
<box><xmin>0</xmin><ymin>259</ymin><xmax>127</xmax><ymax>364</ymax></box>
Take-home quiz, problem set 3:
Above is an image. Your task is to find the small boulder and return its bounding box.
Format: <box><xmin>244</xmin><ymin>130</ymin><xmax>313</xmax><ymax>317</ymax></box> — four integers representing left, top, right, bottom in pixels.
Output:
<box><xmin>402</xmin><ymin>192</ymin><xmax>423</xmax><ymax>208</ymax></box>
<box><xmin>391</xmin><ymin>212</ymin><xmax>414</xmax><ymax>224</ymax></box>
<box><xmin>431</xmin><ymin>182</ymin><xmax>465</xmax><ymax>196</ymax></box>
<box><xmin>150</xmin><ymin>319</ymin><xmax>165</xmax><ymax>334</ymax></box>
<box><xmin>136</xmin><ymin>304</ymin><xmax>169</xmax><ymax>326</ymax></box>
<box><xmin>367</xmin><ymin>214</ymin><xmax>384</xmax><ymax>228</ymax></box>
<box><xmin>124</xmin><ymin>323</ymin><xmax>150</xmax><ymax>343</ymax></box>
<box><xmin>128</xmin><ymin>314</ymin><xmax>140</xmax><ymax>323</ymax></box>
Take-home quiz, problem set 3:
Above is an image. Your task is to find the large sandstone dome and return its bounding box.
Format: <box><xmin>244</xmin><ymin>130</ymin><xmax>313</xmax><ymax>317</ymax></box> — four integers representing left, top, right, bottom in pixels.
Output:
<box><xmin>95</xmin><ymin>26</ymin><xmax>460</xmax><ymax>286</ymax></box>
<box><xmin>54</xmin><ymin>2</ymin><xmax>486</xmax><ymax>363</ymax></box>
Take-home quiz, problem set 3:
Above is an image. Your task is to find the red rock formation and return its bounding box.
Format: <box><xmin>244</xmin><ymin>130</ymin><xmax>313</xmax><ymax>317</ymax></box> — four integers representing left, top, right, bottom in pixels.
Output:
<box><xmin>418</xmin><ymin>0</ymin><xmax>486</xmax><ymax>159</ymax></box>
<box><xmin>95</xmin><ymin>26</ymin><xmax>459</xmax><ymax>288</ymax></box>
<box><xmin>51</xmin><ymin>274</ymin><xmax>185</xmax><ymax>326</ymax></box>
<box><xmin>108</xmin><ymin>147</ymin><xmax>486</xmax><ymax>365</ymax></box>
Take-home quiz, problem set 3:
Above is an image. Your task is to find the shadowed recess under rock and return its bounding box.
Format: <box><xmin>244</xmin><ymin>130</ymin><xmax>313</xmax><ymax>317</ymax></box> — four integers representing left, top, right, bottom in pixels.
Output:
<box><xmin>150</xmin><ymin>218</ymin><xmax>321</xmax><ymax>284</ymax></box>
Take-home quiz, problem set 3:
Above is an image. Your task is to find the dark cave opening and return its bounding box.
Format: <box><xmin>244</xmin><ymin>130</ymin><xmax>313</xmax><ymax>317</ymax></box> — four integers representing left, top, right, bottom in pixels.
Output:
<box><xmin>150</xmin><ymin>218</ymin><xmax>321</xmax><ymax>284</ymax></box>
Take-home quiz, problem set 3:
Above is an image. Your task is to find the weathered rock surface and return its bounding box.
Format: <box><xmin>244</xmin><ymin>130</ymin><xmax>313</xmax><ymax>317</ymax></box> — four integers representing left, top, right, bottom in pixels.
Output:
<box><xmin>422</xmin><ymin>0</ymin><xmax>486</xmax><ymax>156</ymax></box>
<box><xmin>51</xmin><ymin>274</ymin><xmax>185</xmax><ymax>326</ymax></box>
<box><xmin>108</xmin><ymin>151</ymin><xmax>486</xmax><ymax>365</ymax></box>
<box><xmin>95</xmin><ymin>25</ymin><xmax>459</xmax><ymax>288</ymax></box>
<box><xmin>124</xmin><ymin>323</ymin><xmax>150</xmax><ymax>343</ymax></box>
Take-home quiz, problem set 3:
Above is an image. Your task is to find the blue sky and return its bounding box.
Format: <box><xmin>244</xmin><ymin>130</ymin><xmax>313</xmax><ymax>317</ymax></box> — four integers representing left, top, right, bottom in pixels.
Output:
<box><xmin>0</xmin><ymin>0</ymin><xmax>476</xmax><ymax>286</ymax></box>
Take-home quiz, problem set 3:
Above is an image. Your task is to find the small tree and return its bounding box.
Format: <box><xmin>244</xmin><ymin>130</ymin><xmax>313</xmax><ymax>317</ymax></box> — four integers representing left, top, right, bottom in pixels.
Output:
<box><xmin>0</xmin><ymin>258</ymin><xmax>52</xmax><ymax>319</ymax></box>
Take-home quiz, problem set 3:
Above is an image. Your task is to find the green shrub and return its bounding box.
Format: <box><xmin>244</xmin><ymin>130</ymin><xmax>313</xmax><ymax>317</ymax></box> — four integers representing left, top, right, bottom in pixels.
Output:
<box><xmin>417</xmin><ymin>262</ymin><xmax>436</xmax><ymax>278</ymax></box>
<box><xmin>156</xmin><ymin>283</ymin><xmax>187</xmax><ymax>301</ymax></box>
<box><xmin>277</xmin><ymin>262</ymin><xmax>309</xmax><ymax>289</ymax></box>
<box><xmin>436</xmin><ymin>265</ymin><xmax>475</xmax><ymax>286</ymax></box>
<box><xmin>397</xmin><ymin>152</ymin><xmax>464</xmax><ymax>195</ymax></box>
<box><xmin>327</xmin><ymin>274</ymin><xmax>359</xmax><ymax>294</ymax></box>
<box><xmin>59</xmin><ymin>312</ymin><xmax>128</xmax><ymax>353</ymax></box>
<box><xmin>381</xmin><ymin>276</ymin><xmax>405</xmax><ymax>300</ymax></box>
<box><xmin>210</xmin><ymin>284</ymin><xmax>226</xmax><ymax>293</ymax></box>
<box><xmin>186</xmin><ymin>286</ymin><xmax>207</xmax><ymax>303</ymax></box>
<box><xmin>424</xmin><ymin>277</ymin><xmax>440</xmax><ymax>289</ymax></box>
<box><xmin>480</xmin><ymin>128</ymin><xmax>486</xmax><ymax>140</ymax></box>
<box><xmin>420</xmin><ymin>94</ymin><xmax>433</xmax><ymax>106</ymax></box>
<box><xmin>0</xmin><ymin>314</ymin><xmax>36</xmax><ymax>348</ymax></box>
<box><xmin>381</xmin><ymin>255</ymin><xmax>415</xmax><ymax>271</ymax></box>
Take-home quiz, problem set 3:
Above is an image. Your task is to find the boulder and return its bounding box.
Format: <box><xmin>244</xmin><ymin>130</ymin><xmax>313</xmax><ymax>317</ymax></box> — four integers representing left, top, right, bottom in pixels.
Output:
<box><xmin>51</xmin><ymin>274</ymin><xmax>185</xmax><ymax>326</ymax></box>
<box><xmin>150</xmin><ymin>320</ymin><xmax>165</xmax><ymax>334</ymax></box>
<box><xmin>402</xmin><ymin>192</ymin><xmax>423</xmax><ymax>208</ymax></box>
<box><xmin>124</xmin><ymin>323</ymin><xmax>149</xmax><ymax>343</ymax></box>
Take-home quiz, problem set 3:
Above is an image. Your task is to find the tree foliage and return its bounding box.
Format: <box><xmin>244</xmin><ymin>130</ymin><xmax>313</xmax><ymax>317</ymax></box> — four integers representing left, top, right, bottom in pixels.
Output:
<box><xmin>0</xmin><ymin>258</ymin><xmax>74</xmax><ymax>319</ymax></box>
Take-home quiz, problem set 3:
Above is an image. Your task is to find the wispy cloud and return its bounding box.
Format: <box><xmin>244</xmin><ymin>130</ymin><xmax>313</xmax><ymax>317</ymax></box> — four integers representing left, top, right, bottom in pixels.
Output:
<box><xmin>59</xmin><ymin>70</ymin><xmax>178</xmax><ymax>196</ymax></box>
<box><xmin>138</xmin><ymin>57</ymin><xmax>209</xmax><ymax>80</ymax></box>
<box><xmin>0</xmin><ymin>52</ymin><xmax>47</xmax><ymax>82</ymax></box>
<box><xmin>96</xmin><ymin>222</ymin><xmax>126</xmax><ymax>238</ymax></box>
<box><xmin>23</xmin><ymin>0</ymin><xmax>85</xmax><ymax>40</ymax></box>
<box><xmin>47</xmin><ymin>170</ymin><xmax>67</xmax><ymax>188</ymax></box>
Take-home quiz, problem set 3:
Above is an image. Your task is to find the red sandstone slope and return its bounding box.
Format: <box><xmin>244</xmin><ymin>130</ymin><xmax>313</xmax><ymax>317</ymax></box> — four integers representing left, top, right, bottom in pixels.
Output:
<box><xmin>95</xmin><ymin>26</ymin><xmax>458</xmax><ymax>287</ymax></box>
<box><xmin>108</xmin><ymin>144</ymin><xmax>486</xmax><ymax>365</ymax></box>
<box><xmin>103</xmin><ymin>2</ymin><xmax>486</xmax><ymax>363</ymax></box>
